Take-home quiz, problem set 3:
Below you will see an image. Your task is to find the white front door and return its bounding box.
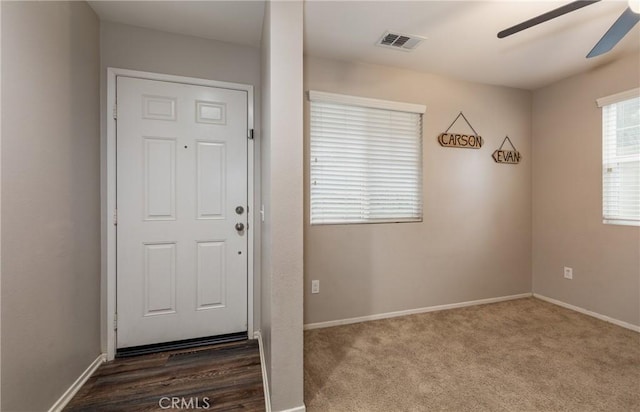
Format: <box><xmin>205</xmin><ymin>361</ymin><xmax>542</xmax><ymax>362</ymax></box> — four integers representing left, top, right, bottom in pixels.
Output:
<box><xmin>116</xmin><ymin>76</ymin><xmax>248</xmax><ymax>349</ymax></box>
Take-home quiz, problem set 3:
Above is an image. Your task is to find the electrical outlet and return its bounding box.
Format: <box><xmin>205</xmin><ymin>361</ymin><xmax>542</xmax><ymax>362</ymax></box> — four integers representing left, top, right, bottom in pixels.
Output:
<box><xmin>311</xmin><ymin>280</ymin><xmax>320</xmax><ymax>294</ymax></box>
<box><xmin>564</xmin><ymin>267</ymin><xmax>573</xmax><ymax>280</ymax></box>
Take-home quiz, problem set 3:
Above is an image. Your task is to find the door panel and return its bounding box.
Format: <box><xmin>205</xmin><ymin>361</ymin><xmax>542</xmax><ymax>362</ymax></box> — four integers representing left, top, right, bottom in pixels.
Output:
<box><xmin>143</xmin><ymin>242</ymin><xmax>177</xmax><ymax>316</ymax></box>
<box><xmin>116</xmin><ymin>76</ymin><xmax>248</xmax><ymax>349</ymax></box>
<box><xmin>196</xmin><ymin>241</ymin><xmax>226</xmax><ymax>310</ymax></box>
<box><xmin>143</xmin><ymin>137</ymin><xmax>176</xmax><ymax>220</ymax></box>
<box><xmin>196</xmin><ymin>141</ymin><xmax>226</xmax><ymax>219</ymax></box>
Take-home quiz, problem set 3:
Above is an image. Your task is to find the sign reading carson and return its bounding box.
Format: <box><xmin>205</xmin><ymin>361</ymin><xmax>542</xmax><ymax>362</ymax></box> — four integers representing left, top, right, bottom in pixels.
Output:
<box><xmin>438</xmin><ymin>132</ymin><xmax>483</xmax><ymax>149</ymax></box>
<box><xmin>438</xmin><ymin>112</ymin><xmax>483</xmax><ymax>149</ymax></box>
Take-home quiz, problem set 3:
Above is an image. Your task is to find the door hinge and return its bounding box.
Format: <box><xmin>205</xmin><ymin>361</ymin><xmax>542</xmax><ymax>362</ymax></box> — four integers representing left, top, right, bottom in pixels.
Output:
<box><xmin>248</xmin><ymin>129</ymin><xmax>254</xmax><ymax>140</ymax></box>
<box><xmin>113</xmin><ymin>313</ymin><xmax>118</xmax><ymax>331</ymax></box>
<box><xmin>113</xmin><ymin>209</ymin><xmax>118</xmax><ymax>226</ymax></box>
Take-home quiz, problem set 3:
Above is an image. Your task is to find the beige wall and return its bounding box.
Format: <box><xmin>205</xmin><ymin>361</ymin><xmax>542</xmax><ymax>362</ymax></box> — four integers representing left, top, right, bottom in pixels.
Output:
<box><xmin>304</xmin><ymin>56</ymin><xmax>532</xmax><ymax>325</ymax></box>
<box><xmin>99</xmin><ymin>21</ymin><xmax>262</xmax><ymax>349</ymax></box>
<box><xmin>0</xmin><ymin>1</ymin><xmax>4</xmax><ymax>407</ymax></box>
<box><xmin>100</xmin><ymin>21</ymin><xmax>261</xmax><ymax>87</ymax></box>
<box><xmin>532</xmin><ymin>53</ymin><xmax>640</xmax><ymax>327</ymax></box>
<box><xmin>260</xmin><ymin>2</ymin><xmax>305</xmax><ymax>410</ymax></box>
<box><xmin>1</xmin><ymin>2</ymin><xmax>101</xmax><ymax>410</ymax></box>
<box><xmin>259</xmin><ymin>0</ymin><xmax>273</xmax><ymax>399</ymax></box>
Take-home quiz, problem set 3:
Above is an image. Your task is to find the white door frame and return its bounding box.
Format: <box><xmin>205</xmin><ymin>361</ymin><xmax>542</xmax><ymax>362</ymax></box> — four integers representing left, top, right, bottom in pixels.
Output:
<box><xmin>105</xmin><ymin>68</ymin><xmax>255</xmax><ymax>360</ymax></box>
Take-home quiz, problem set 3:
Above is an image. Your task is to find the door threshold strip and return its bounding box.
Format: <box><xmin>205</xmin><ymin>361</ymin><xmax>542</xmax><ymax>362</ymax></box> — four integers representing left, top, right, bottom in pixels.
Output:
<box><xmin>116</xmin><ymin>332</ymin><xmax>248</xmax><ymax>358</ymax></box>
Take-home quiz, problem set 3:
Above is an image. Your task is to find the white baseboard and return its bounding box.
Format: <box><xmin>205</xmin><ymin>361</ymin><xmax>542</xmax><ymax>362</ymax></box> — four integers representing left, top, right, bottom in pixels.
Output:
<box><xmin>49</xmin><ymin>353</ymin><xmax>106</xmax><ymax>412</ymax></box>
<box><xmin>254</xmin><ymin>331</ymin><xmax>272</xmax><ymax>412</ymax></box>
<box><xmin>277</xmin><ymin>406</ymin><xmax>306</xmax><ymax>412</ymax></box>
<box><xmin>533</xmin><ymin>293</ymin><xmax>640</xmax><ymax>333</ymax></box>
<box><xmin>304</xmin><ymin>293</ymin><xmax>533</xmax><ymax>330</ymax></box>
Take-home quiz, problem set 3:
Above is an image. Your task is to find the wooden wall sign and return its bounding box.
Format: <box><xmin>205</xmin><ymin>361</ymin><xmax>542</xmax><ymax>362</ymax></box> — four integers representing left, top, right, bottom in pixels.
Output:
<box><xmin>492</xmin><ymin>136</ymin><xmax>521</xmax><ymax>164</ymax></box>
<box><xmin>438</xmin><ymin>112</ymin><xmax>483</xmax><ymax>149</ymax></box>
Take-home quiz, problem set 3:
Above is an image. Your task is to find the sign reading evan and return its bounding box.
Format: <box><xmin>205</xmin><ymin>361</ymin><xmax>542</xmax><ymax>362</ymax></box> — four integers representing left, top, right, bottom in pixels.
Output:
<box><xmin>438</xmin><ymin>112</ymin><xmax>483</xmax><ymax>149</ymax></box>
<box><xmin>492</xmin><ymin>136</ymin><xmax>521</xmax><ymax>165</ymax></box>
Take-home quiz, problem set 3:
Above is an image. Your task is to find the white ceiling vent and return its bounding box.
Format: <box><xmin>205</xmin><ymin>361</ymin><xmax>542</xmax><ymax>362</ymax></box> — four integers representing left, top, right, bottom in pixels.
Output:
<box><xmin>376</xmin><ymin>31</ymin><xmax>425</xmax><ymax>52</ymax></box>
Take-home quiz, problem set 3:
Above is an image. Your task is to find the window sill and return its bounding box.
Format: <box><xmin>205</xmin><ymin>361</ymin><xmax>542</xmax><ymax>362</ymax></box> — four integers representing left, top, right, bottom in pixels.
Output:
<box><xmin>603</xmin><ymin>219</ymin><xmax>640</xmax><ymax>227</ymax></box>
<box><xmin>311</xmin><ymin>218</ymin><xmax>423</xmax><ymax>226</ymax></box>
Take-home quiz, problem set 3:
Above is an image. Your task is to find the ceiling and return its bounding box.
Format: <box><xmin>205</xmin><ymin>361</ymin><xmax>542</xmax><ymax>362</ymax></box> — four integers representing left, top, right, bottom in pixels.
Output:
<box><xmin>304</xmin><ymin>0</ymin><xmax>639</xmax><ymax>89</ymax></box>
<box><xmin>88</xmin><ymin>1</ymin><xmax>640</xmax><ymax>90</ymax></box>
<box><xmin>88</xmin><ymin>1</ymin><xmax>265</xmax><ymax>47</ymax></box>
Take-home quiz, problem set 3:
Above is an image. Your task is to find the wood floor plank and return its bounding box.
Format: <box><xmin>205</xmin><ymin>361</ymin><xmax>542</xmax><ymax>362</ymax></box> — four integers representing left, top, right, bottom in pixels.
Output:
<box><xmin>65</xmin><ymin>340</ymin><xmax>265</xmax><ymax>412</ymax></box>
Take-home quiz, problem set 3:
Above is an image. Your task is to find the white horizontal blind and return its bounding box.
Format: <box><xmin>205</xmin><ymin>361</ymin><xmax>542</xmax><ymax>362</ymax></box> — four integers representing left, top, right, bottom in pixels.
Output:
<box><xmin>602</xmin><ymin>95</ymin><xmax>640</xmax><ymax>225</ymax></box>
<box><xmin>310</xmin><ymin>98</ymin><xmax>423</xmax><ymax>224</ymax></box>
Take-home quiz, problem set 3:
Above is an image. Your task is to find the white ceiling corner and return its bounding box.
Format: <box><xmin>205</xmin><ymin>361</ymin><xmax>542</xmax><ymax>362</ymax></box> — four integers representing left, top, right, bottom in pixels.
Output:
<box><xmin>87</xmin><ymin>0</ymin><xmax>639</xmax><ymax>90</ymax></box>
<box><xmin>303</xmin><ymin>0</ymin><xmax>640</xmax><ymax>90</ymax></box>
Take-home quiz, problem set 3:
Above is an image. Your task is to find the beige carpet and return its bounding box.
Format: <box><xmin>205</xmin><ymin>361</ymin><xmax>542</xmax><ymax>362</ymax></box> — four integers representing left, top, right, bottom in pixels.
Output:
<box><xmin>304</xmin><ymin>298</ymin><xmax>640</xmax><ymax>412</ymax></box>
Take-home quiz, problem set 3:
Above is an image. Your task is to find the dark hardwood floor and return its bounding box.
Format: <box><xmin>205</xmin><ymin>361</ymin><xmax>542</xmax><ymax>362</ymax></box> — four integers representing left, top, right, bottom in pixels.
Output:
<box><xmin>65</xmin><ymin>340</ymin><xmax>265</xmax><ymax>412</ymax></box>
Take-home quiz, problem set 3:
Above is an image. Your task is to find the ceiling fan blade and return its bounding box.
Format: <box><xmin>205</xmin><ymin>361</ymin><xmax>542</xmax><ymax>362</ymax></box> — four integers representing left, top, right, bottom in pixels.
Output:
<box><xmin>498</xmin><ymin>0</ymin><xmax>601</xmax><ymax>38</ymax></box>
<box><xmin>587</xmin><ymin>7</ymin><xmax>640</xmax><ymax>58</ymax></box>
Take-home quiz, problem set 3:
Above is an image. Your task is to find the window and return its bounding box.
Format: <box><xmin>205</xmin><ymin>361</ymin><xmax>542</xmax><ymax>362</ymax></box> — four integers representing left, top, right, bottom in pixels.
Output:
<box><xmin>309</xmin><ymin>91</ymin><xmax>424</xmax><ymax>225</ymax></box>
<box><xmin>598</xmin><ymin>89</ymin><xmax>640</xmax><ymax>226</ymax></box>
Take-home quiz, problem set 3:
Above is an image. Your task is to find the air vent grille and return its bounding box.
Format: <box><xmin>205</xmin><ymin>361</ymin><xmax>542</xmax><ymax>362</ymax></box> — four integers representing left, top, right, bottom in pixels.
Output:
<box><xmin>377</xmin><ymin>31</ymin><xmax>425</xmax><ymax>52</ymax></box>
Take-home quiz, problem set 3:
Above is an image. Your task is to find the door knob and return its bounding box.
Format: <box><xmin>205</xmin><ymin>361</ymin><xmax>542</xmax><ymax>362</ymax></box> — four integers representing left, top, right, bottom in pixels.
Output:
<box><xmin>235</xmin><ymin>222</ymin><xmax>245</xmax><ymax>232</ymax></box>
<box><xmin>235</xmin><ymin>206</ymin><xmax>244</xmax><ymax>215</ymax></box>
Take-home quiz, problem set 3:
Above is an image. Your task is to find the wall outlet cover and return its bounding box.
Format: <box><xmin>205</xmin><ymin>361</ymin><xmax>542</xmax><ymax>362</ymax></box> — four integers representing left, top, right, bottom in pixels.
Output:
<box><xmin>564</xmin><ymin>267</ymin><xmax>573</xmax><ymax>279</ymax></box>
